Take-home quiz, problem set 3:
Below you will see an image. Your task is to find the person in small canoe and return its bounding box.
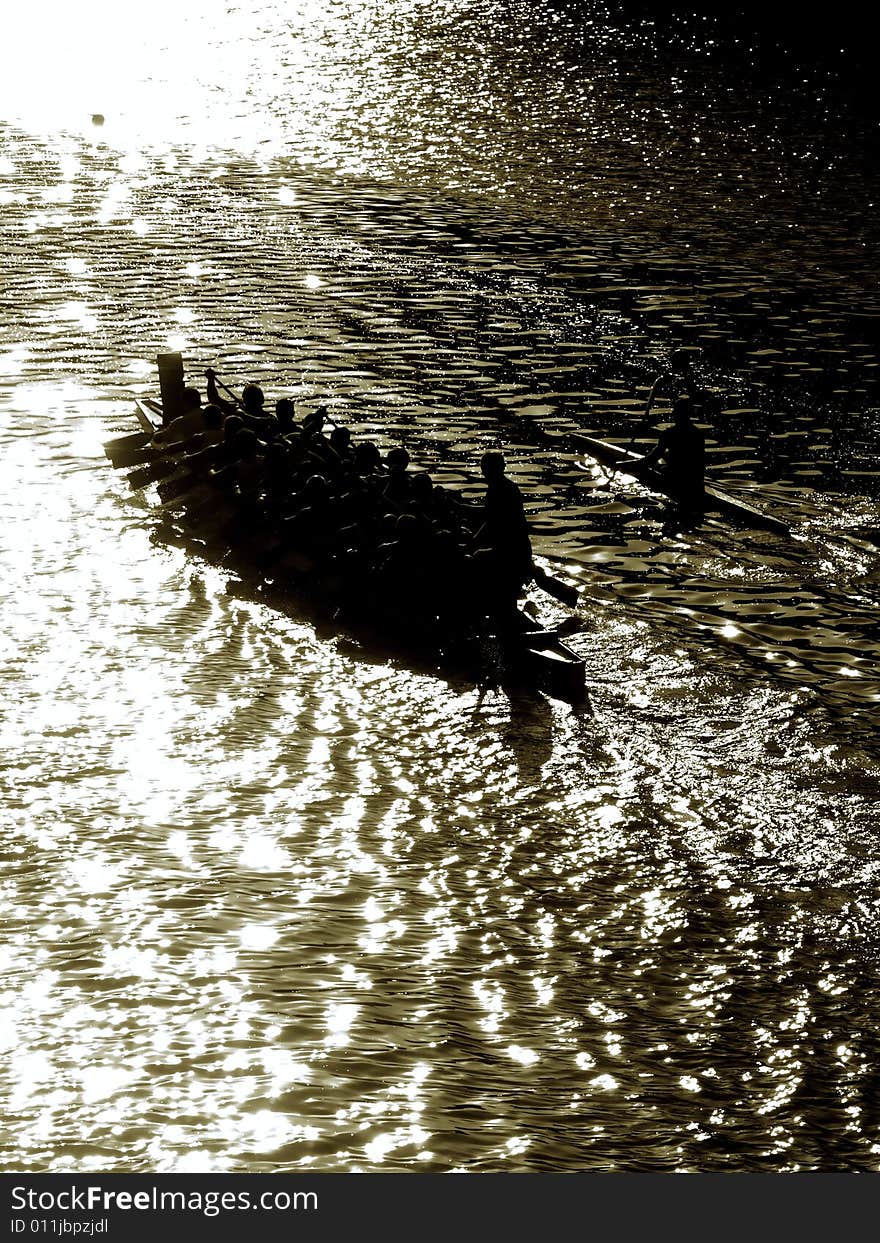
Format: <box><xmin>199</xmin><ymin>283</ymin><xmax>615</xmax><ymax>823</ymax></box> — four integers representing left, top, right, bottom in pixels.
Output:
<box><xmin>642</xmin><ymin>395</ymin><xmax>706</xmax><ymax>500</ymax></box>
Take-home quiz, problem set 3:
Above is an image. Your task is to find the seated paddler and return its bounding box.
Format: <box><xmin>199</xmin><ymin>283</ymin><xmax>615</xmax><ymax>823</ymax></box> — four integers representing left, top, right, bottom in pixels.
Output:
<box><xmin>205</xmin><ymin>369</ymin><xmax>274</xmax><ymax>434</ymax></box>
<box><xmin>642</xmin><ymin>395</ymin><xmax>705</xmax><ymax>502</ymax></box>
<box><xmin>152</xmin><ymin>386</ymin><xmax>204</xmax><ymax>446</ymax></box>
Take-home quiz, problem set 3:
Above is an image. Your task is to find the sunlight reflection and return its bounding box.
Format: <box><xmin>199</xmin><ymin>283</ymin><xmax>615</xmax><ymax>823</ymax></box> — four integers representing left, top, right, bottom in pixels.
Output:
<box><xmin>325</xmin><ymin>1002</ymin><xmax>359</xmax><ymax>1048</ymax></box>
<box><xmin>9</xmin><ymin>1053</ymin><xmax>53</xmax><ymax>1108</ymax></box>
<box><xmin>262</xmin><ymin>1050</ymin><xmax>312</xmax><ymax>1091</ymax></box>
<box><xmin>80</xmin><ymin>1067</ymin><xmax>137</xmax><ymax>1103</ymax></box>
<box><xmin>238</xmin><ymin>925</ymin><xmax>279</xmax><ymax>951</ymax></box>
<box><xmin>101</xmin><ymin>945</ymin><xmax>158</xmax><ymax>978</ymax></box>
<box><xmin>364</xmin><ymin>1133</ymin><xmax>395</xmax><ymax>1162</ymax></box>
<box><xmin>507</xmin><ymin>1045</ymin><xmax>539</xmax><ymax>1066</ymax></box>
<box><xmin>69</xmin><ymin>856</ymin><xmax>119</xmax><ymax>894</ymax></box>
<box><xmin>2</xmin><ymin>0</ymin><xmax>387</xmax><ymax>163</ymax></box>
<box><xmin>242</xmin><ymin>1111</ymin><xmax>318</xmax><ymax>1153</ymax></box>
<box><xmin>238</xmin><ymin>834</ymin><xmax>291</xmax><ymax>871</ymax></box>
<box><xmin>2</xmin><ymin>0</ymin><xmax>878</xmax><ymax>1181</ymax></box>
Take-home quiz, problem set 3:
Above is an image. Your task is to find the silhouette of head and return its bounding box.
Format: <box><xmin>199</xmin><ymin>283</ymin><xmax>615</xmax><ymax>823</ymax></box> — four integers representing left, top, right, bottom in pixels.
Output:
<box><xmin>275</xmin><ymin>398</ymin><xmax>296</xmax><ymax>427</ymax></box>
<box><xmin>202</xmin><ymin>403</ymin><xmax>223</xmax><ymax>429</ymax></box>
<box><xmin>330</xmin><ymin>426</ymin><xmax>351</xmax><ymax>454</ymax></box>
<box><xmin>480</xmin><ymin>451</ymin><xmax>506</xmax><ymax>481</ymax></box>
<box><xmin>411</xmin><ymin>471</ymin><xmax>433</xmax><ymax>503</ymax></box>
<box><xmin>242</xmin><ymin>384</ymin><xmax>265</xmax><ymax>413</ymax></box>
<box><xmin>354</xmin><ymin>441</ymin><xmax>381</xmax><ymax>472</ymax></box>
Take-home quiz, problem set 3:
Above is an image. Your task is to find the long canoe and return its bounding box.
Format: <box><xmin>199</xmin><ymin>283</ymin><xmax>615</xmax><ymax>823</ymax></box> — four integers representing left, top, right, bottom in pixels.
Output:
<box><xmin>572</xmin><ymin>432</ymin><xmax>791</xmax><ymax>537</ymax></box>
<box><xmin>125</xmin><ymin>399</ymin><xmax>587</xmax><ymax>704</ymax></box>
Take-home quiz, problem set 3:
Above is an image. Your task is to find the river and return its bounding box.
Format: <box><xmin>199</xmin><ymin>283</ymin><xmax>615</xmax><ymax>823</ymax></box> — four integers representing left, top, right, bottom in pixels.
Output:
<box><xmin>2</xmin><ymin>0</ymin><xmax>880</xmax><ymax>1172</ymax></box>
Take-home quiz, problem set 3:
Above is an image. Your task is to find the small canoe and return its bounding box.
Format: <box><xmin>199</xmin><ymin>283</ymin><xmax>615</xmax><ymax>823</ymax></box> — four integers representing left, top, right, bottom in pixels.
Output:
<box><xmin>572</xmin><ymin>432</ymin><xmax>791</xmax><ymax>537</ymax></box>
<box><xmin>123</xmin><ymin>399</ymin><xmax>587</xmax><ymax>703</ymax></box>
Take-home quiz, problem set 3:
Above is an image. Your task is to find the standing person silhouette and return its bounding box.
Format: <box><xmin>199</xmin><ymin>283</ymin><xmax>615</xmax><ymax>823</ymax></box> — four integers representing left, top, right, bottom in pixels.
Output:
<box><xmin>472</xmin><ymin>451</ymin><xmax>533</xmax><ymax>615</ymax></box>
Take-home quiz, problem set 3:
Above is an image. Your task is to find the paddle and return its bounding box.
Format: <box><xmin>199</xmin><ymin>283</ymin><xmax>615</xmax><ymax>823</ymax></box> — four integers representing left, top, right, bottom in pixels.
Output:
<box><xmin>157</xmin><ymin>470</ymin><xmax>202</xmax><ymax>504</ymax></box>
<box><xmin>620</xmin><ymin>351</ymin><xmax>695</xmax><ymax>456</ymax></box>
<box><xmin>104</xmin><ymin>430</ymin><xmax>151</xmax><ymax>459</ymax></box>
<box><xmin>108</xmin><ymin>445</ymin><xmax>158</xmax><ymax>470</ymax></box>
<box><xmin>112</xmin><ymin>439</ymin><xmax>177</xmax><ymax>469</ymax></box>
<box><xmin>531</xmin><ymin>563</ymin><xmax>579</xmax><ymax>608</ymax></box>
<box><xmin>128</xmin><ymin>459</ymin><xmax>179</xmax><ymax>490</ymax></box>
<box><xmin>627</xmin><ymin>374</ymin><xmax>664</xmax><ymax>453</ymax></box>
<box><xmin>206</xmin><ymin>369</ymin><xmax>245</xmax><ymax>410</ymax></box>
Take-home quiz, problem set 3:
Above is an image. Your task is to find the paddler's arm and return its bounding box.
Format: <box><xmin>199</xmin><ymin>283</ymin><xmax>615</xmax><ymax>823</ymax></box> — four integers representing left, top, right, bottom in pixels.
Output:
<box><xmin>642</xmin><ymin>426</ymin><xmax>670</xmax><ymax>467</ymax></box>
<box><xmin>204</xmin><ymin>368</ymin><xmax>238</xmax><ymax>416</ymax></box>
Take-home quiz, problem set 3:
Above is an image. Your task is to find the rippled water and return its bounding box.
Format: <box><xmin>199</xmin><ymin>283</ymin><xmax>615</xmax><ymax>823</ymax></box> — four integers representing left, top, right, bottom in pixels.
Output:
<box><xmin>2</xmin><ymin>2</ymin><xmax>880</xmax><ymax>1172</ymax></box>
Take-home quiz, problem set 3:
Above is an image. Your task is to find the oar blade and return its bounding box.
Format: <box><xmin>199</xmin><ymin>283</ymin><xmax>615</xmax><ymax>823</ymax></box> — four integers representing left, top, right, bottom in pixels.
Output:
<box><xmin>110</xmin><ymin>445</ymin><xmax>163</xmax><ymax>470</ymax></box>
<box><xmin>532</xmin><ymin>565</ymin><xmax>580</xmax><ymax>608</ymax></box>
<box><xmin>128</xmin><ymin>460</ymin><xmax>178</xmax><ymax>490</ymax></box>
<box><xmin>104</xmin><ymin>430</ymin><xmax>151</xmax><ymax>458</ymax></box>
<box><xmin>157</xmin><ymin>471</ymin><xmax>201</xmax><ymax>504</ymax></box>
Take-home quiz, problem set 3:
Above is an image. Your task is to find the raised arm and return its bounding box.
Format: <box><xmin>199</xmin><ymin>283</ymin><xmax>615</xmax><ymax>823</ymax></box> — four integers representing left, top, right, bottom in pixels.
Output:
<box><xmin>205</xmin><ymin>368</ymin><xmax>238</xmax><ymax>416</ymax></box>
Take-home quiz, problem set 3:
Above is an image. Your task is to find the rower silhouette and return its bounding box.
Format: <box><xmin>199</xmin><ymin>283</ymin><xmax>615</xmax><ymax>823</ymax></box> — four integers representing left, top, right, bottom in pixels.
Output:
<box><xmin>643</xmin><ymin>395</ymin><xmax>706</xmax><ymax>502</ymax></box>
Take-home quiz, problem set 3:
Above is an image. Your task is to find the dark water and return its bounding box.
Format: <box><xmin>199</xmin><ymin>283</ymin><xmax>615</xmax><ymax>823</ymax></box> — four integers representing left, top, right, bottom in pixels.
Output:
<box><xmin>2</xmin><ymin>1</ymin><xmax>880</xmax><ymax>1172</ymax></box>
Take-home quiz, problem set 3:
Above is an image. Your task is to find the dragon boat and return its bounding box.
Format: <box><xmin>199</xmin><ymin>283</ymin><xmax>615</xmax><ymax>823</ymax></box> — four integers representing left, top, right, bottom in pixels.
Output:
<box><xmin>105</xmin><ymin>375</ymin><xmax>587</xmax><ymax>705</ymax></box>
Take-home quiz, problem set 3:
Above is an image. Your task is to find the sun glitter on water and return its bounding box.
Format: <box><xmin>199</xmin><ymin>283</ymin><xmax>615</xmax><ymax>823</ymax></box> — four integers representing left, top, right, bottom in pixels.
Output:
<box><xmin>2</xmin><ymin>0</ymin><xmax>366</xmax><ymax>160</ymax></box>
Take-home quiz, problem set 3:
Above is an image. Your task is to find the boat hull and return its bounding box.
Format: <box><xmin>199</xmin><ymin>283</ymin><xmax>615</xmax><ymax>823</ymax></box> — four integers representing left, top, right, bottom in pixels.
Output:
<box><xmin>126</xmin><ymin>400</ymin><xmax>587</xmax><ymax>703</ymax></box>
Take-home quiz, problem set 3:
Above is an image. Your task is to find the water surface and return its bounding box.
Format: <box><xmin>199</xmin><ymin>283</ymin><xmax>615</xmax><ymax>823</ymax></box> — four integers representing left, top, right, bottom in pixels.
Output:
<box><xmin>2</xmin><ymin>1</ymin><xmax>880</xmax><ymax>1172</ymax></box>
